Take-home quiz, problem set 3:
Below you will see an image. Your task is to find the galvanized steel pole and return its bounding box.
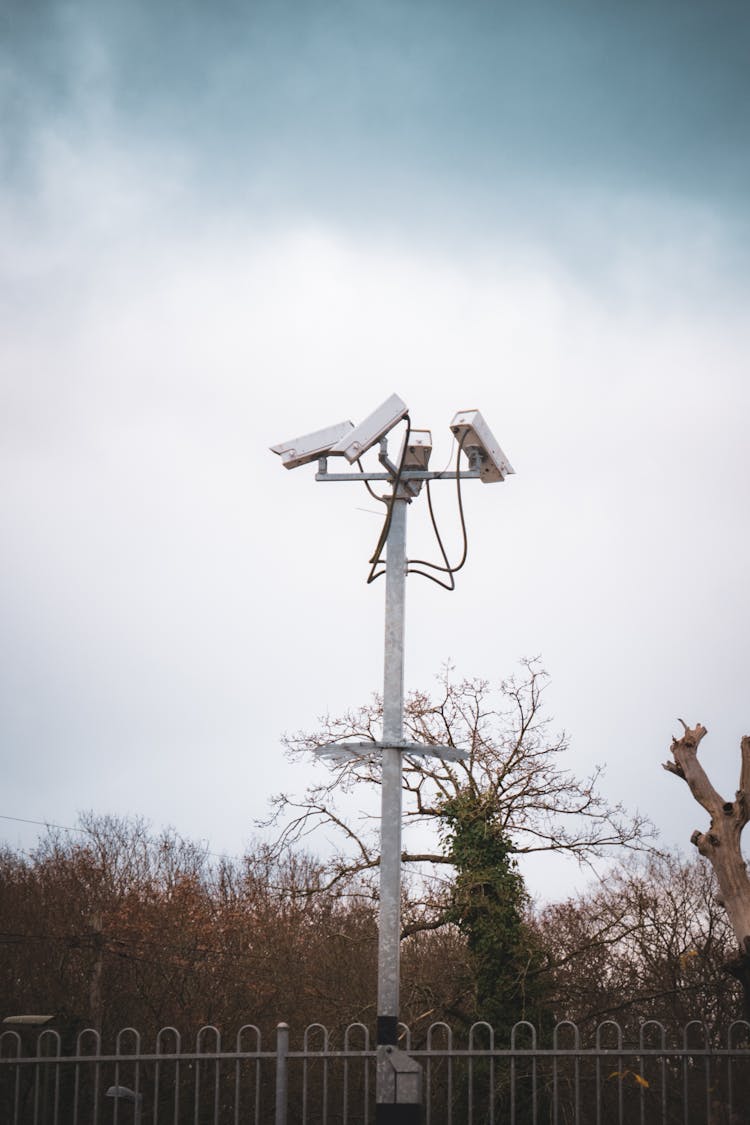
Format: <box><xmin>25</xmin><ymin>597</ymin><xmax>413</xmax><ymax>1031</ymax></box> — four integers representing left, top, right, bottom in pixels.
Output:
<box><xmin>377</xmin><ymin>494</ymin><xmax>407</xmax><ymax>1049</ymax></box>
<box><xmin>375</xmin><ymin>494</ymin><xmax>424</xmax><ymax>1122</ymax></box>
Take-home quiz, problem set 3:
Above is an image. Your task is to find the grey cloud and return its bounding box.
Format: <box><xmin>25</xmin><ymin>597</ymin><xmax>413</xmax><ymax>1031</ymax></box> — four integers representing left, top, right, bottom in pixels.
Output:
<box><xmin>3</xmin><ymin>0</ymin><xmax>750</xmax><ymax>235</ymax></box>
<box><xmin>2</xmin><ymin>0</ymin><xmax>750</xmax><ymax>899</ymax></box>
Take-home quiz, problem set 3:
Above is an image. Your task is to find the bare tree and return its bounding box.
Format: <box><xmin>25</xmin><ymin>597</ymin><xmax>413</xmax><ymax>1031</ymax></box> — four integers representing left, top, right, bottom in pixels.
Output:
<box><xmin>263</xmin><ymin>659</ymin><xmax>653</xmax><ymax>931</ymax></box>
<box><xmin>663</xmin><ymin>721</ymin><xmax>750</xmax><ymax>1015</ymax></box>
<box><xmin>0</xmin><ymin>815</ymin><xmax>478</xmax><ymax>1037</ymax></box>
<box><xmin>536</xmin><ymin>851</ymin><xmax>739</xmax><ymax>1035</ymax></box>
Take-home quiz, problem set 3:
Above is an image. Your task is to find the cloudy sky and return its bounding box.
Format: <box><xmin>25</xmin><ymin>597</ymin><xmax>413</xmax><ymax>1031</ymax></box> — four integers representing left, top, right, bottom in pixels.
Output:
<box><xmin>2</xmin><ymin>0</ymin><xmax>749</xmax><ymax>900</ymax></box>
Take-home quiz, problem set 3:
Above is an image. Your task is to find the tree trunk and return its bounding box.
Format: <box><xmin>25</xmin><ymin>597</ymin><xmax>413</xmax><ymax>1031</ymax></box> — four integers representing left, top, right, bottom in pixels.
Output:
<box><xmin>664</xmin><ymin>724</ymin><xmax>750</xmax><ymax>1015</ymax></box>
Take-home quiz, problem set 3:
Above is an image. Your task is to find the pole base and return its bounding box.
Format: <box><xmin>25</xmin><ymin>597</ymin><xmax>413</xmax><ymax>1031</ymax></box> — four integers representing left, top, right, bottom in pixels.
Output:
<box><xmin>376</xmin><ymin>1044</ymin><xmax>422</xmax><ymax>1120</ymax></box>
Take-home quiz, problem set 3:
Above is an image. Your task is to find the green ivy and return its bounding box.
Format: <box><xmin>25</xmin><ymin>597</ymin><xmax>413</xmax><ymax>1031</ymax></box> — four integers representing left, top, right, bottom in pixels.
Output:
<box><xmin>440</xmin><ymin>790</ymin><xmax>550</xmax><ymax>1041</ymax></box>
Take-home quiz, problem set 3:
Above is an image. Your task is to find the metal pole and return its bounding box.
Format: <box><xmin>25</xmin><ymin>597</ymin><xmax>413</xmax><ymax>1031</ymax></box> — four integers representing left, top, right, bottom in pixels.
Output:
<box><xmin>275</xmin><ymin>1022</ymin><xmax>289</xmax><ymax>1125</ymax></box>
<box><xmin>377</xmin><ymin>494</ymin><xmax>407</xmax><ymax>1049</ymax></box>
<box><xmin>376</xmin><ymin>495</ymin><xmax>422</xmax><ymax>1121</ymax></box>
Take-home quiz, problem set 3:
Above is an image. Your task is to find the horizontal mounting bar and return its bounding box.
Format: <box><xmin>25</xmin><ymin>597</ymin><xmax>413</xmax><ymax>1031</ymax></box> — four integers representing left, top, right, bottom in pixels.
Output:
<box><xmin>315</xmin><ymin>470</ymin><xmax>482</xmax><ymax>483</ymax></box>
<box><xmin>314</xmin><ymin>740</ymin><xmax>468</xmax><ymax>763</ymax></box>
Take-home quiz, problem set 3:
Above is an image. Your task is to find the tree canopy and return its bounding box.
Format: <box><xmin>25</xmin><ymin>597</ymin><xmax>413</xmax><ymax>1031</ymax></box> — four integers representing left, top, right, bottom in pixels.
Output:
<box><xmin>264</xmin><ymin>659</ymin><xmax>653</xmax><ymax>935</ymax></box>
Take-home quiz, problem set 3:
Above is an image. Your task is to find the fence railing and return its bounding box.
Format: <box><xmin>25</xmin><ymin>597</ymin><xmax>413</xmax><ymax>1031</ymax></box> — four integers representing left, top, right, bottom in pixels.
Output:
<box><xmin>2</xmin><ymin>1018</ymin><xmax>749</xmax><ymax>1124</ymax></box>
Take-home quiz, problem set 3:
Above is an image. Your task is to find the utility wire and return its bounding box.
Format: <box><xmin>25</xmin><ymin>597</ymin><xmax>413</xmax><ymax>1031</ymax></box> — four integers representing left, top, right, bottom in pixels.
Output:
<box><xmin>0</xmin><ymin>813</ymin><xmax>248</xmax><ymax>874</ymax></box>
<box><xmin>0</xmin><ymin>813</ymin><xmax>88</xmax><ymax>835</ymax></box>
<box><xmin>0</xmin><ymin>814</ymin><xmax>367</xmax><ymax>898</ymax></box>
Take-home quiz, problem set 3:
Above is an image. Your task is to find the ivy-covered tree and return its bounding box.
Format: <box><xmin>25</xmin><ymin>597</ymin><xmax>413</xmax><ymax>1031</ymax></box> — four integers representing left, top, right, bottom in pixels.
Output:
<box><xmin>441</xmin><ymin>790</ymin><xmax>550</xmax><ymax>1038</ymax></box>
<box><xmin>265</xmin><ymin>659</ymin><xmax>653</xmax><ymax>940</ymax></box>
<box><xmin>262</xmin><ymin>658</ymin><xmax>653</xmax><ymax>1043</ymax></box>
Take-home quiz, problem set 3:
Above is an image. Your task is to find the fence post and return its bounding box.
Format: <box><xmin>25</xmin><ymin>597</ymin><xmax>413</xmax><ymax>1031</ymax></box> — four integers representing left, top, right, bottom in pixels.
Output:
<box><xmin>275</xmin><ymin>1023</ymin><xmax>289</xmax><ymax>1125</ymax></box>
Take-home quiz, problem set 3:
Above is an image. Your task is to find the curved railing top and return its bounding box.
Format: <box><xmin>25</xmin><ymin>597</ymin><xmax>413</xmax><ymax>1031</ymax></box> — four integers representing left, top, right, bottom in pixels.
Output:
<box><xmin>638</xmin><ymin>1020</ymin><xmax>667</xmax><ymax>1049</ymax></box>
<box><xmin>5</xmin><ymin>1017</ymin><xmax>750</xmax><ymax>1055</ymax></box>
<box><xmin>235</xmin><ymin>1023</ymin><xmax>262</xmax><ymax>1051</ymax></box>
<box><xmin>114</xmin><ymin>1026</ymin><xmax>142</xmax><ymax>1054</ymax></box>
<box><xmin>727</xmin><ymin>1018</ymin><xmax>750</xmax><ymax>1047</ymax></box>
<box><xmin>553</xmin><ymin>1020</ymin><xmax>581</xmax><ymax>1048</ymax></box>
<box><xmin>595</xmin><ymin>1020</ymin><xmax>624</xmax><ymax>1049</ymax></box>
<box><xmin>195</xmin><ymin>1024</ymin><xmax>222</xmax><ymax>1052</ymax></box>
<box><xmin>302</xmin><ymin>1022</ymin><xmax>330</xmax><ymax>1051</ymax></box>
<box><xmin>155</xmin><ymin>1025</ymin><xmax>182</xmax><ymax>1053</ymax></box>
<box><xmin>425</xmin><ymin>1021</ymin><xmax>453</xmax><ymax>1049</ymax></box>
<box><xmin>0</xmin><ymin>1029</ymin><xmax>22</xmax><ymax>1056</ymax></box>
<box><xmin>509</xmin><ymin>1020</ymin><xmax>537</xmax><ymax>1049</ymax></box>
<box><xmin>468</xmin><ymin>1020</ymin><xmax>495</xmax><ymax>1049</ymax></box>
<box><xmin>343</xmin><ymin>1022</ymin><xmax>370</xmax><ymax>1050</ymax></box>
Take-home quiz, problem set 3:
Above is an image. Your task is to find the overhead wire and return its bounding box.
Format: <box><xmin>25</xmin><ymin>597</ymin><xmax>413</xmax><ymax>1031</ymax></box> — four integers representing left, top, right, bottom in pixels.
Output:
<box><xmin>0</xmin><ymin>813</ymin><xmax>247</xmax><ymax>877</ymax></box>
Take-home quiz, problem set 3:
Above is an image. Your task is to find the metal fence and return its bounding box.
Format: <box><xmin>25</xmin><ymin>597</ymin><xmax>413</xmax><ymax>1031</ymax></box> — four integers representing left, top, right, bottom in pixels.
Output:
<box><xmin>2</xmin><ymin>1018</ymin><xmax>749</xmax><ymax>1124</ymax></box>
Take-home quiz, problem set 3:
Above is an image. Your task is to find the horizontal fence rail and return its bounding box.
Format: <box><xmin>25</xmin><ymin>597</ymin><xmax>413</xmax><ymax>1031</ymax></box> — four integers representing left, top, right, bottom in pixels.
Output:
<box><xmin>1</xmin><ymin>1018</ymin><xmax>749</xmax><ymax>1124</ymax></box>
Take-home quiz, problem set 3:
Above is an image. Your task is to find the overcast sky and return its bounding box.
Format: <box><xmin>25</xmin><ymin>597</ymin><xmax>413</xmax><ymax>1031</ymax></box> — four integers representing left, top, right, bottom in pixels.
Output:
<box><xmin>2</xmin><ymin>0</ymin><xmax>749</xmax><ymax>901</ymax></box>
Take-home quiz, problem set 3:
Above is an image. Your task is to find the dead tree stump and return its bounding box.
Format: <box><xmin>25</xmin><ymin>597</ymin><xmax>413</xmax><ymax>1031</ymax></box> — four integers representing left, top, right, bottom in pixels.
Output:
<box><xmin>664</xmin><ymin>723</ymin><xmax>750</xmax><ymax>1019</ymax></box>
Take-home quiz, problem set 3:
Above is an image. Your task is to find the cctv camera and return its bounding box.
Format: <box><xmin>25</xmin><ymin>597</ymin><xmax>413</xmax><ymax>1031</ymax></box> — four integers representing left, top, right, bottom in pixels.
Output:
<box><xmin>270</xmin><ymin>420</ymin><xmax>354</xmax><ymax>470</ymax></box>
<box><xmin>395</xmin><ymin>429</ymin><xmax>432</xmax><ymax>494</ymax></box>
<box><xmin>398</xmin><ymin>429</ymin><xmax>432</xmax><ymax>471</ymax></box>
<box><xmin>450</xmin><ymin>410</ymin><xmax>515</xmax><ymax>483</ymax></box>
<box><xmin>329</xmin><ymin>394</ymin><xmax>409</xmax><ymax>463</ymax></box>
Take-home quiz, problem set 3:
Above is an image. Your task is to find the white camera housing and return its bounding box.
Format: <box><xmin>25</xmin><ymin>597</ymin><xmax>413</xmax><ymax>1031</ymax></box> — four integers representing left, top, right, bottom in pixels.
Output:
<box><xmin>396</xmin><ymin>428</ymin><xmax>432</xmax><ymax>495</ymax></box>
<box><xmin>399</xmin><ymin>429</ymin><xmax>432</xmax><ymax>471</ymax></box>
<box><xmin>450</xmin><ymin>410</ymin><xmax>515</xmax><ymax>483</ymax></box>
<box><xmin>330</xmin><ymin>394</ymin><xmax>409</xmax><ymax>463</ymax></box>
<box><xmin>270</xmin><ymin>420</ymin><xmax>354</xmax><ymax>470</ymax></box>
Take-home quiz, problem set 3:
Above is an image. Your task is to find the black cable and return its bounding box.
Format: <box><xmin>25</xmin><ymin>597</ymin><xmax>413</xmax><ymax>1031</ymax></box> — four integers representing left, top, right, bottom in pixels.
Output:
<box><xmin>366</xmin><ymin>415</ymin><xmax>411</xmax><ymax>585</ymax></box>
<box><xmin>404</xmin><ymin>479</ymin><xmax>456</xmax><ymax>590</ymax></box>
<box><xmin>357</xmin><ymin>459</ymin><xmax>388</xmax><ymax>505</ymax></box>
<box><xmin>406</xmin><ymin>431</ymin><xmax>470</xmax><ymax>588</ymax></box>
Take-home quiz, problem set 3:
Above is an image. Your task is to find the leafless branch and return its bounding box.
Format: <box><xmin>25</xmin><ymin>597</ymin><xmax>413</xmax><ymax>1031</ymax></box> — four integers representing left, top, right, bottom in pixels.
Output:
<box><xmin>262</xmin><ymin>659</ymin><xmax>654</xmax><ymax>932</ymax></box>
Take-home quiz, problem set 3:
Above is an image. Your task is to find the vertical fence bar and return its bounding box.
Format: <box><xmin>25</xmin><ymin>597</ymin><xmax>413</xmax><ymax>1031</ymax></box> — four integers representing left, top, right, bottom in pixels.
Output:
<box><xmin>727</xmin><ymin>1019</ymin><xmax>750</xmax><ymax>1120</ymax></box>
<box><xmin>553</xmin><ymin>1021</ymin><xmax>580</xmax><ymax>1125</ymax></box>
<box><xmin>36</xmin><ymin>1029</ymin><xmax>61</xmax><ymax>1125</ymax></box>
<box><xmin>510</xmin><ymin>1021</ymin><xmax>536</xmax><ymax>1125</ymax></box>
<box><xmin>469</xmin><ymin>1022</ymin><xmax>494</xmax><ymax>1125</ymax></box>
<box><xmin>112</xmin><ymin>1028</ymin><xmax>141</xmax><ymax>1125</ymax></box>
<box><xmin>302</xmin><ymin>1024</ymin><xmax>329</xmax><ymax>1123</ymax></box>
<box><xmin>32</xmin><ymin>1037</ymin><xmax>42</xmax><ymax>1125</ymax></box>
<box><xmin>701</xmin><ymin>1025</ymin><xmax>711</xmax><ymax>1125</ymax></box>
<box><xmin>343</xmin><ymin>1022</ymin><xmax>370</xmax><ymax>1125</ymax></box>
<box><xmin>235</xmin><ymin>1025</ymin><xmax>261</xmax><ymax>1125</ymax></box>
<box><xmin>425</xmin><ymin>1022</ymin><xmax>452</xmax><ymax>1125</ymax></box>
<box><xmin>682</xmin><ymin>1021</ymin><xmax>702</xmax><ymax>1125</ymax></box>
<box><xmin>275</xmin><ymin>1023</ymin><xmax>289</xmax><ymax>1125</ymax></box>
<box><xmin>154</xmin><ymin>1026</ymin><xmax>181</xmax><ymax>1125</ymax></box>
<box><xmin>194</xmin><ymin>1026</ymin><xmax>221</xmax><ymax>1125</ymax></box>
<box><xmin>74</xmin><ymin>1028</ymin><xmax>101</xmax><ymax>1125</ymax></box>
<box><xmin>638</xmin><ymin>1021</ymin><xmax>666</xmax><ymax>1125</ymax></box>
<box><xmin>1</xmin><ymin>1030</ymin><xmax>22</xmax><ymax>1125</ymax></box>
<box><xmin>595</xmin><ymin>1021</ymin><xmax>623</xmax><ymax>1125</ymax></box>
